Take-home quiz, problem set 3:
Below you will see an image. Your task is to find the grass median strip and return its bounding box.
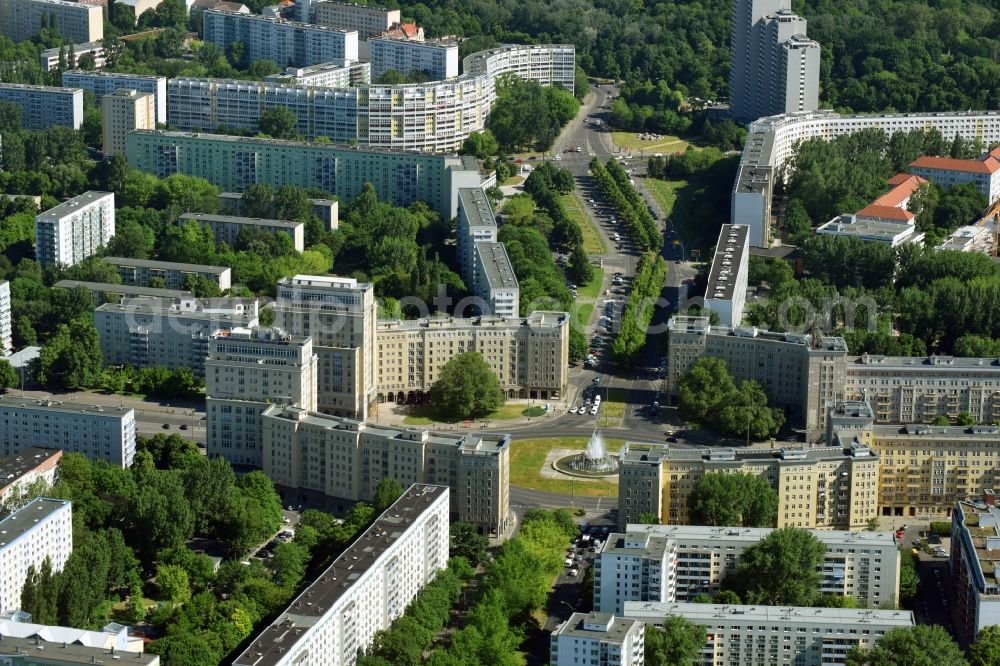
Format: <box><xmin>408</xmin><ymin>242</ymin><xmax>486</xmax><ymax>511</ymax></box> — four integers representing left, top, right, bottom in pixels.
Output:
<box><xmin>561</xmin><ymin>193</ymin><xmax>608</xmax><ymax>255</ymax></box>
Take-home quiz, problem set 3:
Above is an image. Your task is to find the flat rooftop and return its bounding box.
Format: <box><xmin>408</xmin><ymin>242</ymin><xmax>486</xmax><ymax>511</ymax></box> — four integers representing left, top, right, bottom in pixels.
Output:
<box><xmin>0</xmin><ymin>447</ymin><xmax>61</xmax><ymax>489</ymax></box>
<box><xmin>623</xmin><ymin>601</ymin><xmax>914</xmax><ymax>627</ymax></box>
<box><xmin>602</xmin><ymin>531</ymin><xmax>671</xmax><ymax>560</ymax></box>
<box><xmin>233</xmin><ymin>484</ymin><xmax>447</xmax><ymax>666</ymax></box>
<box><xmin>458</xmin><ymin>187</ymin><xmax>495</xmax><ymax>228</ymax></box>
<box><xmin>817</xmin><ymin>215</ymin><xmax>921</xmax><ymax>244</ymax></box>
<box><xmin>263</xmin><ymin>405</ymin><xmax>511</xmax><ymax>454</ymax></box>
<box><xmin>849</xmin><ymin>354</ymin><xmax>1000</xmax><ymax>370</ymax></box>
<box><xmin>179</xmin><ymin>213</ymin><xmax>303</xmax><ymax>229</ymax></box>
<box><xmin>553</xmin><ymin>612</ymin><xmax>639</xmax><ymax>644</ymax></box>
<box><xmin>870</xmin><ymin>424</ymin><xmax>1000</xmax><ymax>440</ymax></box>
<box><xmin>41</xmin><ymin>41</ymin><xmax>104</xmax><ymax>57</ymax></box>
<box><xmin>624</xmin><ymin>524</ymin><xmax>896</xmax><ymax>548</ymax></box>
<box><xmin>63</xmin><ymin>70</ymin><xmax>164</xmax><ymax>81</ymax></box>
<box><xmin>0</xmin><ymin>82</ymin><xmax>81</xmax><ymax>94</ymax></box>
<box><xmin>37</xmin><ymin>192</ymin><xmax>112</xmax><ymax>220</ymax></box>
<box><xmin>94</xmin><ymin>300</ymin><xmax>254</xmax><ymax>323</ymax></box>
<box><xmin>706</xmin><ymin>324</ymin><xmax>850</xmax><ymax>353</ymax></box>
<box><xmin>643</xmin><ymin>443</ymin><xmax>875</xmax><ymax>465</ymax></box>
<box><xmin>103</xmin><ymin>257</ymin><xmax>230</xmax><ymax>273</ymax></box>
<box><xmin>476</xmin><ymin>242</ymin><xmax>518</xmax><ymax>290</ymax></box>
<box><xmin>0</xmin><ymin>635</ymin><xmax>159</xmax><ymax>665</ymax></box>
<box><xmin>205</xmin><ymin>8</ymin><xmax>358</xmax><ymax>34</ymax></box>
<box><xmin>0</xmin><ymin>498</ymin><xmax>70</xmax><ymax>549</ymax></box>
<box><xmin>0</xmin><ymin>396</ymin><xmax>133</xmax><ymax>419</ymax></box>
<box><xmin>55</xmin><ymin>280</ymin><xmax>193</xmax><ymax>299</ymax></box>
<box><xmin>705</xmin><ymin>224</ymin><xmax>748</xmax><ymax>301</ymax></box>
<box><xmin>129</xmin><ymin>130</ymin><xmax>456</xmax><ymax>160</ymax></box>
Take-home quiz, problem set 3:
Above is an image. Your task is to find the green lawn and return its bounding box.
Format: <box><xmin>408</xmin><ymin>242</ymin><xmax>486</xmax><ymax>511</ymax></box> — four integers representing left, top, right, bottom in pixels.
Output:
<box><xmin>502</xmin><ymin>175</ymin><xmax>525</xmax><ymax>186</ymax></box>
<box><xmin>577</xmin><ymin>266</ymin><xmax>604</xmax><ymax>300</ymax></box>
<box><xmin>599</xmin><ymin>388</ymin><xmax>629</xmax><ymax>420</ymax></box>
<box><xmin>561</xmin><ymin>193</ymin><xmax>608</xmax><ymax>255</ymax></box>
<box><xmin>403</xmin><ymin>403</ymin><xmax>534</xmax><ymax>426</ymax></box>
<box><xmin>641</xmin><ymin>177</ymin><xmax>686</xmax><ymax>218</ymax></box>
<box><xmin>573</xmin><ymin>303</ymin><xmax>594</xmax><ymax>330</ymax></box>
<box><xmin>510</xmin><ymin>437</ymin><xmax>624</xmax><ymax>496</ymax></box>
<box><xmin>611</xmin><ymin>131</ymin><xmax>692</xmax><ymax>153</ymax></box>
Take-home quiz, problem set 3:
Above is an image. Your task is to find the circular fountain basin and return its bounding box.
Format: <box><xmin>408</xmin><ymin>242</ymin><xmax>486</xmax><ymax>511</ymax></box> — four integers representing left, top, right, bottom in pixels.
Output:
<box><xmin>552</xmin><ymin>453</ymin><xmax>620</xmax><ymax>478</ymax></box>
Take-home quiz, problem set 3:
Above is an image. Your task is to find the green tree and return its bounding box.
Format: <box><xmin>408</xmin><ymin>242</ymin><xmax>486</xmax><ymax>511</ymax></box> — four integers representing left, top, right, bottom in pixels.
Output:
<box><xmin>258</xmin><ymin>106</ymin><xmax>301</xmax><ymax>140</ymax></box>
<box><xmin>428</xmin><ymin>352</ymin><xmax>504</xmax><ymax>420</ymax></box>
<box><xmin>677</xmin><ymin>357</ymin><xmax>735</xmax><ymax>424</ymax></box>
<box><xmin>124</xmin><ymin>582</ymin><xmax>146</xmax><ymax>624</ymax></box>
<box><xmin>846</xmin><ymin>625</ymin><xmax>967</xmax><ymax>666</ymax></box>
<box><xmin>451</xmin><ymin>521</ymin><xmax>489</xmax><ymax>563</ymax></box>
<box><xmin>33</xmin><ymin>318</ymin><xmax>103</xmax><ymax>389</ymax></box>
<box><xmin>971</xmin><ymin>625</ymin><xmax>1000</xmax><ymax>666</ymax></box>
<box><xmin>865</xmin><ymin>517</ymin><xmax>880</xmax><ymax>531</ymax></box>
<box><xmin>716</xmin><ymin>380</ymin><xmax>784</xmax><ymax>440</ymax></box>
<box><xmin>568</xmin><ymin>326</ymin><xmax>587</xmax><ymax>364</ymax></box>
<box><xmin>899</xmin><ymin>547</ymin><xmax>919</xmax><ymax>604</ymax></box>
<box><xmin>566</xmin><ymin>247</ymin><xmax>594</xmax><ymax>285</ymax></box>
<box><xmin>460</xmin><ymin>130</ymin><xmax>499</xmax><ymax>159</ymax></box>
<box><xmin>636</xmin><ymin>512</ymin><xmax>660</xmax><ymax>524</ymax></box>
<box><xmin>645</xmin><ymin>616</ymin><xmax>707</xmax><ymax>666</ymax></box>
<box><xmin>687</xmin><ymin>472</ymin><xmax>778</xmax><ymax>527</ymax></box>
<box><xmin>0</xmin><ymin>359</ymin><xmax>16</xmax><ymax>392</ymax></box>
<box><xmin>724</xmin><ymin>527</ymin><xmax>826</xmax><ymax>606</ymax></box>
<box><xmin>373</xmin><ymin>477</ymin><xmax>404</xmax><ymax>513</ymax></box>
<box><xmin>155</xmin><ymin>564</ymin><xmax>191</xmax><ymax>604</ymax></box>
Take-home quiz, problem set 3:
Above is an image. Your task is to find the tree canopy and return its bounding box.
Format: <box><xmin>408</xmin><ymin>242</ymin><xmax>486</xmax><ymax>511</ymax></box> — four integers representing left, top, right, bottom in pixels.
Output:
<box><xmin>846</xmin><ymin>625</ymin><xmax>968</xmax><ymax>666</ymax></box>
<box><xmin>428</xmin><ymin>352</ymin><xmax>505</xmax><ymax>420</ymax></box>
<box><xmin>723</xmin><ymin>527</ymin><xmax>826</xmax><ymax>606</ymax></box>
<box><xmin>687</xmin><ymin>472</ymin><xmax>778</xmax><ymax>528</ymax></box>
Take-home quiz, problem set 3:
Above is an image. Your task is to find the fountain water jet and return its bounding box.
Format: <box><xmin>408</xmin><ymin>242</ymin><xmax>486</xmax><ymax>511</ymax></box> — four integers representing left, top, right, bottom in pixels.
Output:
<box><xmin>568</xmin><ymin>431</ymin><xmax>619</xmax><ymax>474</ymax></box>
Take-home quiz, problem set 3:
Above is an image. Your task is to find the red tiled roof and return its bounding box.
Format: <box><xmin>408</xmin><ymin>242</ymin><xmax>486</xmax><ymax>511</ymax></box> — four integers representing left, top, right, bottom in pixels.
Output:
<box><xmin>400</xmin><ymin>22</ymin><xmax>419</xmax><ymax>37</ymax></box>
<box><xmin>873</xmin><ymin>174</ymin><xmax>927</xmax><ymax>209</ymax></box>
<box><xmin>910</xmin><ymin>155</ymin><xmax>1000</xmax><ymax>175</ymax></box>
<box><xmin>855</xmin><ymin>204</ymin><xmax>915</xmax><ymax>222</ymax></box>
<box><xmin>990</xmin><ymin>146</ymin><xmax>1000</xmax><ymax>159</ymax></box>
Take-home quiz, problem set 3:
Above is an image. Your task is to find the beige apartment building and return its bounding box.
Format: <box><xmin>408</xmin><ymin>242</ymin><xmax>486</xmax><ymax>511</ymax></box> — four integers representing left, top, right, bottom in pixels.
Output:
<box><xmin>205</xmin><ymin>327</ymin><xmax>317</xmax><ymax>467</ymax></box>
<box><xmin>0</xmin><ymin>0</ymin><xmax>102</xmax><ymax>44</ymax></box>
<box><xmin>376</xmin><ymin>311</ymin><xmax>569</xmax><ymax>402</ymax></box>
<box><xmin>261</xmin><ymin>405</ymin><xmax>510</xmax><ymax>535</ymax></box>
<box><xmin>667</xmin><ymin>316</ymin><xmax>848</xmax><ymax>437</ymax></box>
<box><xmin>844</xmin><ymin>354</ymin><xmax>1000</xmax><ymax>425</ymax></box>
<box><xmin>617</xmin><ymin>441</ymin><xmax>880</xmax><ymax>531</ymax></box>
<box><xmin>828</xmin><ymin>398</ymin><xmax>1000</xmax><ymax>520</ymax></box>
<box><xmin>273</xmin><ymin>275</ymin><xmax>377</xmax><ymax>419</ymax></box>
<box><xmin>102</xmin><ymin>89</ymin><xmax>155</xmax><ymax>157</ymax></box>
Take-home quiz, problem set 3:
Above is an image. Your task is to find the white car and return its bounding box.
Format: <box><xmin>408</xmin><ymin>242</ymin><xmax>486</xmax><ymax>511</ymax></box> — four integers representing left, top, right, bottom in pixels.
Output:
<box><xmin>594</xmin><ymin>395</ymin><xmax>602</xmax><ymax>404</ymax></box>
<box><xmin>590</xmin><ymin>405</ymin><xmax>599</xmax><ymax>416</ymax></box>
<box><xmin>569</xmin><ymin>568</ymin><xmax>579</xmax><ymax>577</ymax></box>
<box><xmin>569</xmin><ymin>406</ymin><xmax>578</xmax><ymax>414</ymax></box>
<box><xmin>554</xmin><ymin>155</ymin><xmax>562</xmax><ymax>161</ymax></box>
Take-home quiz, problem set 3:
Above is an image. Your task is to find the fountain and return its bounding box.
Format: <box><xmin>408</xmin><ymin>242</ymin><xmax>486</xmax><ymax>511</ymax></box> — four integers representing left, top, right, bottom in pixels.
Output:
<box><xmin>553</xmin><ymin>431</ymin><xmax>620</xmax><ymax>477</ymax></box>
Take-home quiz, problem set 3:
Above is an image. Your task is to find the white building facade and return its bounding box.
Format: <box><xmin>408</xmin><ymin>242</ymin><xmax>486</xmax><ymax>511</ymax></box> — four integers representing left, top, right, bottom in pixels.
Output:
<box><xmin>35</xmin><ymin>191</ymin><xmax>115</xmax><ymax>267</ymax></box>
<box><xmin>95</xmin><ymin>297</ymin><xmax>259</xmax><ymax>376</ymax></box>
<box><xmin>203</xmin><ymin>9</ymin><xmax>359</xmax><ymax>67</ymax></box>
<box><xmin>549</xmin><ymin>612</ymin><xmax>644</xmax><ymax>666</ymax></box>
<box><xmin>702</xmin><ymin>224</ymin><xmax>749</xmax><ymax>328</ymax></box>
<box><xmin>595</xmin><ymin>524</ymin><xmax>901</xmax><ymax>613</ymax></box>
<box><xmin>0</xmin><ymin>498</ymin><xmax>72</xmax><ymax>612</ymax></box>
<box><xmin>624</xmin><ymin>602</ymin><xmax>914</xmax><ymax>666</ymax></box>
<box><xmin>0</xmin><ymin>280</ymin><xmax>11</xmax><ymax>355</ymax></box>
<box><xmin>61</xmin><ymin>71</ymin><xmax>167</xmax><ymax>123</ymax></box>
<box><xmin>0</xmin><ymin>83</ymin><xmax>83</xmax><ymax>131</ymax></box>
<box><xmin>233</xmin><ymin>484</ymin><xmax>449</xmax><ymax>666</ymax></box>
<box><xmin>0</xmin><ymin>397</ymin><xmax>135</xmax><ymax>467</ymax></box>
<box><xmin>0</xmin><ymin>0</ymin><xmax>102</xmax><ymax>44</ymax></box>
<box><xmin>369</xmin><ymin>38</ymin><xmax>458</xmax><ymax>82</ymax></box>
<box><xmin>732</xmin><ymin>111</ymin><xmax>1000</xmax><ymax>247</ymax></box>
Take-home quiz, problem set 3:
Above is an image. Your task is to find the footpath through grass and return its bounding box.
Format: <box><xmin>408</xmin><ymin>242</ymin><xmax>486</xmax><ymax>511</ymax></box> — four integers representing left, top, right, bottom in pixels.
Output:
<box><xmin>510</xmin><ymin>437</ymin><xmax>624</xmax><ymax>496</ymax></box>
<box><xmin>561</xmin><ymin>192</ymin><xmax>608</xmax><ymax>255</ymax></box>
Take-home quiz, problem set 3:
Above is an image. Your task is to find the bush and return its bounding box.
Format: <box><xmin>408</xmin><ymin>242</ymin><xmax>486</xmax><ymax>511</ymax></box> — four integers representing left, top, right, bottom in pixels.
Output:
<box><xmin>929</xmin><ymin>522</ymin><xmax>951</xmax><ymax>537</ymax></box>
